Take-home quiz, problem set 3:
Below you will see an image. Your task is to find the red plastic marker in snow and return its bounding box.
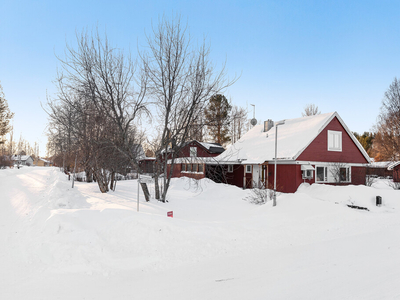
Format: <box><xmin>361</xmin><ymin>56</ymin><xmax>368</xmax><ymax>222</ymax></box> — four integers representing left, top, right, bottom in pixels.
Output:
<box><xmin>167</xmin><ymin>211</ymin><xmax>173</xmax><ymax>218</ymax></box>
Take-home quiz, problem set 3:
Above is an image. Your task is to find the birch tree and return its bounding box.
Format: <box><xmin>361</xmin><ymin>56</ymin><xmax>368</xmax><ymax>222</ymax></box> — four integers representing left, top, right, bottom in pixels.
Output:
<box><xmin>142</xmin><ymin>15</ymin><xmax>235</xmax><ymax>202</ymax></box>
<box><xmin>46</xmin><ymin>29</ymin><xmax>149</xmax><ymax>192</ymax></box>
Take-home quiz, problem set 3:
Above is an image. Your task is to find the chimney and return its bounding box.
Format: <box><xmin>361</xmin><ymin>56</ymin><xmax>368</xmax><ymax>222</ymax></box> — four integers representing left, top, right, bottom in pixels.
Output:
<box><xmin>264</xmin><ymin>119</ymin><xmax>274</xmax><ymax>132</ymax></box>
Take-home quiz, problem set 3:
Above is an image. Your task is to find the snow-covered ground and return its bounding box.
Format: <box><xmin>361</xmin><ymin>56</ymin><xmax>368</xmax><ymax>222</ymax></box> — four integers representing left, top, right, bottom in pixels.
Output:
<box><xmin>1</xmin><ymin>167</ymin><xmax>400</xmax><ymax>299</ymax></box>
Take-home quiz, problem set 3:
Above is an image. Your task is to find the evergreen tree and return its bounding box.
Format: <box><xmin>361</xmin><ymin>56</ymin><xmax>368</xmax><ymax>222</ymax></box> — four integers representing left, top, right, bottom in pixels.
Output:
<box><xmin>204</xmin><ymin>94</ymin><xmax>232</xmax><ymax>145</ymax></box>
<box><xmin>0</xmin><ymin>82</ymin><xmax>14</xmax><ymax>144</ymax></box>
<box><xmin>353</xmin><ymin>132</ymin><xmax>375</xmax><ymax>156</ymax></box>
<box><xmin>373</xmin><ymin>78</ymin><xmax>400</xmax><ymax>161</ymax></box>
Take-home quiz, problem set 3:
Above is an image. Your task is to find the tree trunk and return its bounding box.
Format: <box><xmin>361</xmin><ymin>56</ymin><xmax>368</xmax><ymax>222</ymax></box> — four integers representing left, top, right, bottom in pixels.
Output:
<box><xmin>93</xmin><ymin>169</ymin><xmax>109</xmax><ymax>193</ymax></box>
<box><xmin>85</xmin><ymin>168</ymin><xmax>93</xmax><ymax>183</ymax></box>
<box><xmin>140</xmin><ymin>182</ymin><xmax>150</xmax><ymax>202</ymax></box>
<box><xmin>110</xmin><ymin>171</ymin><xmax>115</xmax><ymax>191</ymax></box>
<box><xmin>154</xmin><ymin>159</ymin><xmax>160</xmax><ymax>200</ymax></box>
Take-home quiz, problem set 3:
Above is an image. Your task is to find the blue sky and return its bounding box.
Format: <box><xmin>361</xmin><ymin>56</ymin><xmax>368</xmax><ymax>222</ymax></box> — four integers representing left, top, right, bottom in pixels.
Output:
<box><xmin>1</xmin><ymin>0</ymin><xmax>399</xmax><ymax>156</ymax></box>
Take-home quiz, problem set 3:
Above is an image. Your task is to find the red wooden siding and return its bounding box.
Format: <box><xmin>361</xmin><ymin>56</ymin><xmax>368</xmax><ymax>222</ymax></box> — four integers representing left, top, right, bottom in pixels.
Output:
<box><xmin>178</xmin><ymin>141</ymin><xmax>221</xmax><ymax>158</ymax></box>
<box><xmin>393</xmin><ymin>165</ymin><xmax>400</xmax><ymax>182</ymax></box>
<box><xmin>297</xmin><ymin>117</ymin><xmax>368</xmax><ymax>164</ymax></box>
<box><xmin>166</xmin><ymin>141</ymin><xmax>224</xmax><ymax>180</ymax></box>
<box><xmin>224</xmin><ymin>165</ymin><xmax>246</xmax><ymax>187</ymax></box>
<box><xmin>167</xmin><ymin>163</ymin><xmax>207</xmax><ymax>180</ymax></box>
<box><xmin>266</xmin><ymin>164</ymin><xmax>303</xmax><ymax>193</ymax></box>
<box><xmin>352</xmin><ymin>166</ymin><xmax>367</xmax><ymax>185</ymax></box>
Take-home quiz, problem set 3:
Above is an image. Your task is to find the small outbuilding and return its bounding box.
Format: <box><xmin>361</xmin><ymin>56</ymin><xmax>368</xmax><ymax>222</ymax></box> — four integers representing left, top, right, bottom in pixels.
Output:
<box><xmin>34</xmin><ymin>157</ymin><xmax>53</xmax><ymax>167</ymax></box>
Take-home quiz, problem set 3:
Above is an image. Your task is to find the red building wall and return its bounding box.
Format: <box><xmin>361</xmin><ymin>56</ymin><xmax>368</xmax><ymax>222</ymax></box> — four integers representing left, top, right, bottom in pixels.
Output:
<box><xmin>167</xmin><ymin>163</ymin><xmax>207</xmax><ymax>180</ymax></box>
<box><xmin>166</xmin><ymin>141</ymin><xmax>224</xmax><ymax>180</ymax></box>
<box><xmin>266</xmin><ymin>164</ymin><xmax>303</xmax><ymax>193</ymax></box>
<box><xmin>352</xmin><ymin>166</ymin><xmax>367</xmax><ymax>185</ymax></box>
<box><xmin>393</xmin><ymin>165</ymin><xmax>400</xmax><ymax>182</ymax></box>
<box><xmin>297</xmin><ymin>117</ymin><xmax>368</xmax><ymax>164</ymax></box>
<box><xmin>178</xmin><ymin>141</ymin><xmax>221</xmax><ymax>158</ymax></box>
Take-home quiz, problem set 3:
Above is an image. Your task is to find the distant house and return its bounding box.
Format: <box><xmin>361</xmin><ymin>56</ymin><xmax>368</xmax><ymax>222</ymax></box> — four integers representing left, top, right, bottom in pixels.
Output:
<box><xmin>11</xmin><ymin>155</ymin><xmax>34</xmax><ymax>166</ymax></box>
<box><xmin>126</xmin><ymin>144</ymin><xmax>155</xmax><ymax>174</ymax></box>
<box><xmin>211</xmin><ymin>112</ymin><xmax>371</xmax><ymax>193</ymax></box>
<box><xmin>167</xmin><ymin>140</ymin><xmax>225</xmax><ymax>180</ymax></box>
<box><xmin>139</xmin><ymin>157</ymin><xmax>156</xmax><ymax>174</ymax></box>
<box><xmin>388</xmin><ymin>162</ymin><xmax>400</xmax><ymax>182</ymax></box>
<box><xmin>34</xmin><ymin>157</ymin><xmax>53</xmax><ymax>167</ymax></box>
<box><xmin>367</xmin><ymin>161</ymin><xmax>393</xmax><ymax>178</ymax></box>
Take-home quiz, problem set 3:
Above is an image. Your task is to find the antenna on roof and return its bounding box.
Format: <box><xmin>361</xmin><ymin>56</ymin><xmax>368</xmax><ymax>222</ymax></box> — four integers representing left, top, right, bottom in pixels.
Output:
<box><xmin>250</xmin><ymin>104</ymin><xmax>257</xmax><ymax>126</ymax></box>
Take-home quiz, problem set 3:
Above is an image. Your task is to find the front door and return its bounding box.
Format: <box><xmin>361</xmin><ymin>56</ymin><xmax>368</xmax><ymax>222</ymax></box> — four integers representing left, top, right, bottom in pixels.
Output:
<box><xmin>252</xmin><ymin>165</ymin><xmax>260</xmax><ymax>188</ymax></box>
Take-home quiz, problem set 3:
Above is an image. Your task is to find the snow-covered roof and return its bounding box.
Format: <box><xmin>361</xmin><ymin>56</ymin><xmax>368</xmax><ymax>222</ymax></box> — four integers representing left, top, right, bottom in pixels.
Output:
<box><xmin>199</xmin><ymin>142</ymin><xmax>224</xmax><ymax>150</ymax></box>
<box><xmin>388</xmin><ymin>161</ymin><xmax>400</xmax><ymax>170</ymax></box>
<box><xmin>198</xmin><ymin>141</ymin><xmax>225</xmax><ymax>154</ymax></box>
<box><xmin>216</xmin><ymin>112</ymin><xmax>370</xmax><ymax>164</ymax></box>
<box><xmin>369</xmin><ymin>161</ymin><xmax>394</xmax><ymax>169</ymax></box>
<box><xmin>37</xmin><ymin>157</ymin><xmax>50</xmax><ymax>163</ymax></box>
<box><xmin>168</xmin><ymin>156</ymin><xmax>218</xmax><ymax>164</ymax></box>
<box><xmin>11</xmin><ymin>155</ymin><xmax>33</xmax><ymax>161</ymax></box>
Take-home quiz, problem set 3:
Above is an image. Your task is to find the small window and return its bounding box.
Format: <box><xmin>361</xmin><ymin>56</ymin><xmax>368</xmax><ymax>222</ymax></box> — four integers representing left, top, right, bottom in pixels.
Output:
<box><xmin>190</xmin><ymin>147</ymin><xmax>197</xmax><ymax>157</ymax></box>
<box><xmin>192</xmin><ymin>164</ymin><xmax>197</xmax><ymax>172</ymax></box>
<box><xmin>302</xmin><ymin>170</ymin><xmax>313</xmax><ymax>179</ymax></box>
<box><xmin>246</xmin><ymin>165</ymin><xmax>252</xmax><ymax>173</ymax></box>
<box><xmin>339</xmin><ymin>167</ymin><xmax>350</xmax><ymax>182</ymax></box>
<box><xmin>228</xmin><ymin>165</ymin><xmax>233</xmax><ymax>173</ymax></box>
<box><xmin>187</xmin><ymin>164</ymin><xmax>192</xmax><ymax>172</ymax></box>
<box><xmin>182</xmin><ymin>164</ymin><xmax>186</xmax><ymax>172</ymax></box>
<box><xmin>198</xmin><ymin>164</ymin><xmax>204</xmax><ymax>173</ymax></box>
<box><xmin>328</xmin><ymin>130</ymin><xmax>342</xmax><ymax>152</ymax></box>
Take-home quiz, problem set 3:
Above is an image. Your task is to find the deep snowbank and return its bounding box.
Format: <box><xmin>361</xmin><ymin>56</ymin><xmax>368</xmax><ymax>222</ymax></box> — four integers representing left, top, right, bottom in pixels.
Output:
<box><xmin>2</xmin><ymin>168</ymin><xmax>400</xmax><ymax>299</ymax></box>
<box><xmin>296</xmin><ymin>182</ymin><xmax>399</xmax><ymax>212</ymax></box>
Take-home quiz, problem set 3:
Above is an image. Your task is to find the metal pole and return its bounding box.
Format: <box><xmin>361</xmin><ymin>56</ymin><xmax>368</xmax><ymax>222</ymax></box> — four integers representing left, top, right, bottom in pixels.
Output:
<box><xmin>72</xmin><ymin>153</ymin><xmax>77</xmax><ymax>188</ymax></box>
<box><xmin>137</xmin><ymin>174</ymin><xmax>140</xmax><ymax>212</ymax></box>
<box><xmin>273</xmin><ymin>125</ymin><xmax>278</xmax><ymax>206</ymax></box>
<box><xmin>273</xmin><ymin>120</ymin><xmax>285</xmax><ymax>207</ymax></box>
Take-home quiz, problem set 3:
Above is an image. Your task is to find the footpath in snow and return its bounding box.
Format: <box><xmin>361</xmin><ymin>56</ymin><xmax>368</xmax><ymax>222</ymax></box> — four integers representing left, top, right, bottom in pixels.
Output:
<box><xmin>1</xmin><ymin>167</ymin><xmax>400</xmax><ymax>300</ymax></box>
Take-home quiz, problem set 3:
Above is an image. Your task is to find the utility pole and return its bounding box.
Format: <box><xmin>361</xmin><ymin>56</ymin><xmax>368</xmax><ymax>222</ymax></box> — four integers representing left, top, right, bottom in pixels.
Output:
<box><xmin>273</xmin><ymin>120</ymin><xmax>285</xmax><ymax>207</ymax></box>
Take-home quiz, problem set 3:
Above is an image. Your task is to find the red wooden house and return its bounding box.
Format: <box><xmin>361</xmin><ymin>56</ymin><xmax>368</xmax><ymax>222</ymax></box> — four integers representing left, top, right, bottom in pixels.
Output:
<box><xmin>211</xmin><ymin>112</ymin><xmax>371</xmax><ymax>193</ymax></box>
<box><xmin>167</xmin><ymin>140</ymin><xmax>225</xmax><ymax>180</ymax></box>
<box><xmin>388</xmin><ymin>162</ymin><xmax>400</xmax><ymax>182</ymax></box>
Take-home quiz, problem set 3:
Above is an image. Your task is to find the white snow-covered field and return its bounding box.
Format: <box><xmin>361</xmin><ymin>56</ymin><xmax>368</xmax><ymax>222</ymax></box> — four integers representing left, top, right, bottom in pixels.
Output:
<box><xmin>1</xmin><ymin>167</ymin><xmax>400</xmax><ymax>299</ymax></box>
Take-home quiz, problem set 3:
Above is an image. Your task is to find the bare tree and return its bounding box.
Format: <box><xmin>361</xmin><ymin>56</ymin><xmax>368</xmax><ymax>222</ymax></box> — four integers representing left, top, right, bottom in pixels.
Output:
<box><xmin>302</xmin><ymin>104</ymin><xmax>321</xmax><ymax>117</ymax></box>
<box><xmin>141</xmin><ymin>15</ymin><xmax>235</xmax><ymax>202</ymax></box>
<box><xmin>46</xmin><ymin>28</ymin><xmax>149</xmax><ymax>193</ymax></box>
<box><xmin>230</xmin><ymin>104</ymin><xmax>248</xmax><ymax>144</ymax></box>
<box><xmin>329</xmin><ymin>162</ymin><xmax>349</xmax><ymax>184</ymax></box>
<box><xmin>373</xmin><ymin>78</ymin><xmax>400</xmax><ymax>161</ymax></box>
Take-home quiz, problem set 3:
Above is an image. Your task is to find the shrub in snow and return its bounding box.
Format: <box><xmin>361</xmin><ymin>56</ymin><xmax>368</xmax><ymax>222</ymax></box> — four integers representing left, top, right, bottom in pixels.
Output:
<box><xmin>245</xmin><ymin>181</ymin><xmax>271</xmax><ymax>205</ymax></box>
<box><xmin>365</xmin><ymin>175</ymin><xmax>377</xmax><ymax>187</ymax></box>
<box><xmin>388</xmin><ymin>181</ymin><xmax>400</xmax><ymax>190</ymax></box>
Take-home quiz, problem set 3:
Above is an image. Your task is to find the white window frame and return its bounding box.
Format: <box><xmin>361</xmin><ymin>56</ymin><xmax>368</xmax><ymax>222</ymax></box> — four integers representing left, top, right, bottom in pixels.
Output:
<box><xmin>328</xmin><ymin>130</ymin><xmax>342</xmax><ymax>152</ymax></box>
<box><xmin>228</xmin><ymin>165</ymin><xmax>233</xmax><ymax>173</ymax></box>
<box><xmin>302</xmin><ymin>169</ymin><xmax>313</xmax><ymax>179</ymax></box>
<box><xmin>339</xmin><ymin>166</ymin><xmax>351</xmax><ymax>183</ymax></box>
<box><xmin>315</xmin><ymin>165</ymin><xmax>351</xmax><ymax>183</ymax></box>
<box><xmin>190</xmin><ymin>147</ymin><xmax>197</xmax><ymax>157</ymax></box>
<box><xmin>245</xmin><ymin>165</ymin><xmax>252</xmax><ymax>173</ymax></box>
<box><xmin>316</xmin><ymin>166</ymin><xmax>328</xmax><ymax>182</ymax></box>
